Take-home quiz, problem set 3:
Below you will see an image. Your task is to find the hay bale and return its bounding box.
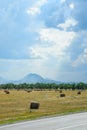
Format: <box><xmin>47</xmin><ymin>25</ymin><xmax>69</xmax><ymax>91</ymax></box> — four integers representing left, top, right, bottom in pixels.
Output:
<box><xmin>30</xmin><ymin>102</ymin><xmax>40</xmax><ymax>112</ymax></box>
<box><xmin>60</xmin><ymin>93</ymin><xmax>65</xmax><ymax>97</ymax></box>
<box><xmin>4</xmin><ymin>90</ymin><xmax>10</xmax><ymax>94</ymax></box>
<box><xmin>77</xmin><ymin>91</ymin><xmax>81</xmax><ymax>95</ymax></box>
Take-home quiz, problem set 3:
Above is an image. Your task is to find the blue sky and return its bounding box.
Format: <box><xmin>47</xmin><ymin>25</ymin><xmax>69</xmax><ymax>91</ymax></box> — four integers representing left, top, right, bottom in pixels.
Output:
<box><xmin>0</xmin><ymin>0</ymin><xmax>87</xmax><ymax>82</ymax></box>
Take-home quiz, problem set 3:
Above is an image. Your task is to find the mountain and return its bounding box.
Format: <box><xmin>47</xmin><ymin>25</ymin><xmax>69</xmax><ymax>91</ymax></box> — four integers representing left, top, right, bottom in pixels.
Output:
<box><xmin>0</xmin><ymin>73</ymin><xmax>61</xmax><ymax>84</ymax></box>
<box><xmin>13</xmin><ymin>73</ymin><xmax>61</xmax><ymax>84</ymax></box>
<box><xmin>16</xmin><ymin>73</ymin><xmax>45</xmax><ymax>84</ymax></box>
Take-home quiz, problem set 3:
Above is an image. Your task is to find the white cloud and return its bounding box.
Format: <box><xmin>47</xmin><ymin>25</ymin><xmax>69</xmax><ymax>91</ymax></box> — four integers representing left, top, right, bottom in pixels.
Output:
<box><xmin>27</xmin><ymin>0</ymin><xmax>47</xmax><ymax>15</ymax></box>
<box><xmin>72</xmin><ymin>48</ymin><xmax>87</xmax><ymax>67</ymax></box>
<box><xmin>0</xmin><ymin>0</ymin><xmax>87</xmax><ymax>82</ymax></box>
<box><xmin>29</xmin><ymin>28</ymin><xmax>75</xmax><ymax>61</ymax></box>
<box><xmin>71</xmin><ymin>30</ymin><xmax>87</xmax><ymax>67</ymax></box>
<box><xmin>69</xmin><ymin>3</ymin><xmax>75</xmax><ymax>9</ymax></box>
<box><xmin>26</xmin><ymin>27</ymin><xmax>76</xmax><ymax>80</ymax></box>
<box><xmin>58</xmin><ymin>18</ymin><xmax>78</xmax><ymax>31</ymax></box>
<box><xmin>61</xmin><ymin>0</ymin><xmax>66</xmax><ymax>3</ymax></box>
<box><xmin>36</xmin><ymin>0</ymin><xmax>47</xmax><ymax>7</ymax></box>
<box><xmin>27</xmin><ymin>7</ymin><xmax>40</xmax><ymax>15</ymax></box>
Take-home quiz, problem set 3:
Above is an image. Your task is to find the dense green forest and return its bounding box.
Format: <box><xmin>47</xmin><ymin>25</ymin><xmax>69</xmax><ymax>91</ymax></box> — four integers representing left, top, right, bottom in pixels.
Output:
<box><xmin>0</xmin><ymin>82</ymin><xmax>87</xmax><ymax>90</ymax></box>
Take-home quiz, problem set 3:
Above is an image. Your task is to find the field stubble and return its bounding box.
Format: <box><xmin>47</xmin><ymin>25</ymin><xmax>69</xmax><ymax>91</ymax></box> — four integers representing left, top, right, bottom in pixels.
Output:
<box><xmin>0</xmin><ymin>89</ymin><xmax>87</xmax><ymax>124</ymax></box>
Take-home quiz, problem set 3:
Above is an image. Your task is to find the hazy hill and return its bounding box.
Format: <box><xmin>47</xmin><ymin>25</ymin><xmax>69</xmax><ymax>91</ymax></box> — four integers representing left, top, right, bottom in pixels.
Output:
<box><xmin>16</xmin><ymin>73</ymin><xmax>45</xmax><ymax>84</ymax></box>
<box><xmin>0</xmin><ymin>73</ymin><xmax>61</xmax><ymax>84</ymax></box>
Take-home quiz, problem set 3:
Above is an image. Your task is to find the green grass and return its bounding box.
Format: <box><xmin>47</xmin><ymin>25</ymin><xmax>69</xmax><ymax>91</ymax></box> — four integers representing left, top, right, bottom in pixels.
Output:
<box><xmin>0</xmin><ymin>89</ymin><xmax>87</xmax><ymax>124</ymax></box>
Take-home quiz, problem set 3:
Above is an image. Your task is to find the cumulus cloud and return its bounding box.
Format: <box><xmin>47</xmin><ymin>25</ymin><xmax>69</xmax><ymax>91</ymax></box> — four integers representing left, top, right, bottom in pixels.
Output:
<box><xmin>67</xmin><ymin>30</ymin><xmax>87</xmax><ymax>67</ymax></box>
<box><xmin>69</xmin><ymin>3</ymin><xmax>74</xmax><ymax>9</ymax></box>
<box><xmin>27</xmin><ymin>7</ymin><xmax>40</xmax><ymax>15</ymax></box>
<box><xmin>72</xmin><ymin>48</ymin><xmax>87</xmax><ymax>67</ymax></box>
<box><xmin>27</xmin><ymin>0</ymin><xmax>47</xmax><ymax>15</ymax></box>
<box><xmin>58</xmin><ymin>18</ymin><xmax>78</xmax><ymax>31</ymax></box>
<box><xmin>0</xmin><ymin>0</ymin><xmax>87</xmax><ymax>82</ymax></box>
<box><xmin>61</xmin><ymin>0</ymin><xmax>66</xmax><ymax>3</ymax></box>
<box><xmin>29</xmin><ymin>28</ymin><xmax>75</xmax><ymax>61</ymax></box>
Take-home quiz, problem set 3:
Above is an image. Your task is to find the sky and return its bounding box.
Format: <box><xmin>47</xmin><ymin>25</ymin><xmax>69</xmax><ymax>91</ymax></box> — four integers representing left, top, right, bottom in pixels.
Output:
<box><xmin>0</xmin><ymin>0</ymin><xmax>87</xmax><ymax>82</ymax></box>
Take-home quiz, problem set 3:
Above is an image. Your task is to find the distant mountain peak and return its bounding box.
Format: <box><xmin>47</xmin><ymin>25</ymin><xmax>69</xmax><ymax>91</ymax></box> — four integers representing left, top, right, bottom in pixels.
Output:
<box><xmin>25</xmin><ymin>73</ymin><xmax>42</xmax><ymax>77</ymax></box>
<box><xmin>20</xmin><ymin>73</ymin><xmax>44</xmax><ymax>84</ymax></box>
<box><xmin>0</xmin><ymin>73</ymin><xmax>61</xmax><ymax>84</ymax></box>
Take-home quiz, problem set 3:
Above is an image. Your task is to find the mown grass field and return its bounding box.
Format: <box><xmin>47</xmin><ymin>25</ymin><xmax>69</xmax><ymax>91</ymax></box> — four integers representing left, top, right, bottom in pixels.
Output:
<box><xmin>0</xmin><ymin>89</ymin><xmax>87</xmax><ymax>124</ymax></box>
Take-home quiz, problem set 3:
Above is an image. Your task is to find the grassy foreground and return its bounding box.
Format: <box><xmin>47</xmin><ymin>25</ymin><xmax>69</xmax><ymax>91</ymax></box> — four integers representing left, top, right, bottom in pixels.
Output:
<box><xmin>0</xmin><ymin>89</ymin><xmax>87</xmax><ymax>124</ymax></box>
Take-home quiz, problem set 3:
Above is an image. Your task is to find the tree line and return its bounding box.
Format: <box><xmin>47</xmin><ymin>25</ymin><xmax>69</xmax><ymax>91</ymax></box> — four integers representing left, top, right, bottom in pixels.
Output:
<box><xmin>0</xmin><ymin>82</ymin><xmax>87</xmax><ymax>90</ymax></box>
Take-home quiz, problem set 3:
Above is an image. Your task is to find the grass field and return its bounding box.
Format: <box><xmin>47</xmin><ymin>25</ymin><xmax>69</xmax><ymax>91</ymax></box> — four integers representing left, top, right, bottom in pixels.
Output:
<box><xmin>0</xmin><ymin>89</ymin><xmax>87</xmax><ymax>124</ymax></box>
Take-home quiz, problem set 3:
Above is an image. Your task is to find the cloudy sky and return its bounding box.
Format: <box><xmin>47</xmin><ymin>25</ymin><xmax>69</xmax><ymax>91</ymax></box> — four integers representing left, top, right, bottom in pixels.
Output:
<box><xmin>0</xmin><ymin>0</ymin><xmax>87</xmax><ymax>82</ymax></box>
